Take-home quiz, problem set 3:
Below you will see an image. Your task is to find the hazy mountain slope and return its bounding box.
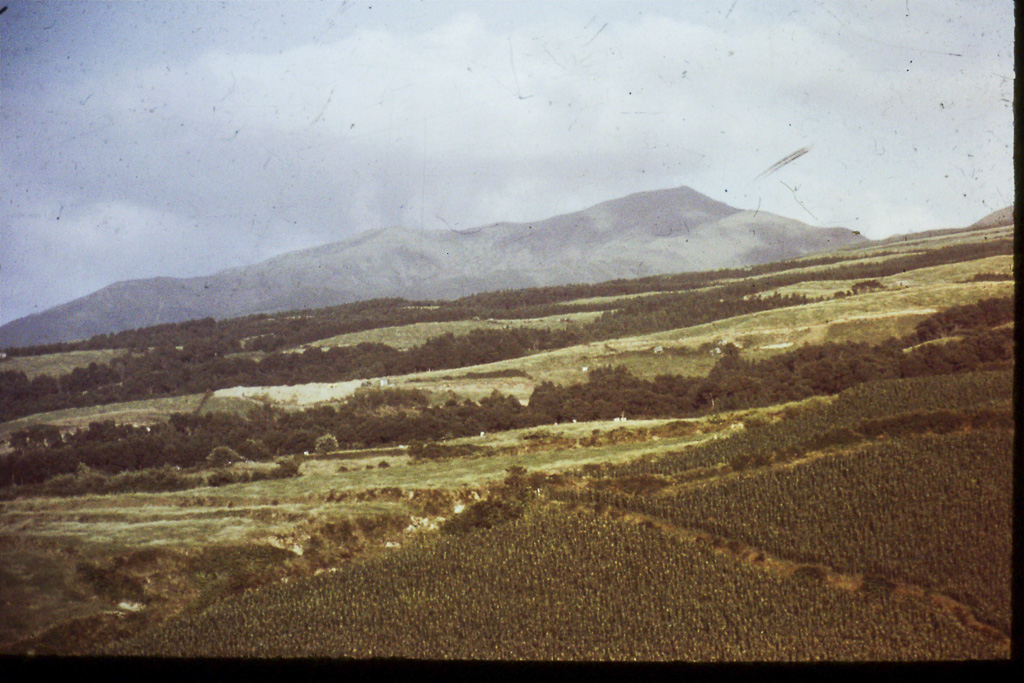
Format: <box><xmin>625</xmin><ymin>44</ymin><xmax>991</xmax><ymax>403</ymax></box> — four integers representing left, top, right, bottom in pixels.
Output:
<box><xmin>0</xmin><ymin>186</ymin><xmax>866</xmax><ymax>347</ymax></box>
<box><xmin>967</xmin><ymin>205</ymin><xmax>1014</xmax><ymax>229</ymax></box>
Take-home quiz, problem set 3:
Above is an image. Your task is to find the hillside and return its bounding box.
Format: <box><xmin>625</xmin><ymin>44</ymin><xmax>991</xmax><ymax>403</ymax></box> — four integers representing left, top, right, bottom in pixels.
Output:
<box><xmin>0</xmin><ymin>213</ymin><xmax>1014</xmax><ymax>660</ymax></box>
<box><xmin>0</xmin><ymin>186</ymin><xmax>865</xmax><ymax>347</ymax></box>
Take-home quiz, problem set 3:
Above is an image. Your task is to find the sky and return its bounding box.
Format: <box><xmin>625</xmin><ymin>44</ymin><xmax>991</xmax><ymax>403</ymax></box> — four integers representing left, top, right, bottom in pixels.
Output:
<box><xmin>0</xmin><ymin>1</ymin><xmax>1014</xmax><ymax>324</ymax></box>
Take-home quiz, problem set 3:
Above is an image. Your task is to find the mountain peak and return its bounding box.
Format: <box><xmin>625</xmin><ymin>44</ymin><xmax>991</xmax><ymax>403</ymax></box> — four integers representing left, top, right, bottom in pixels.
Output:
<box><xmin>0</xmin><ymin>186</ymin><xmax>865</xmax><ymax>347</ymax></box>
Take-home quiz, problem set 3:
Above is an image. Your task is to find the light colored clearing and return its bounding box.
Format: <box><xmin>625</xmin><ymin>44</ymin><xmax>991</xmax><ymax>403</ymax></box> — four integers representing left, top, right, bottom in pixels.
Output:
<box><xmin>880</xmin><ymin>255</ymin><xmax>1013</xmax><ymax>287</ymax></box>
<box><xmin>873</xmin><ymin>225</ymin><xmax>1014</xmax><ymax>252</ymax></box>
<box><xmin>0</xmin><ymin>394</ymin><xmax>206</xmax><ymax>437</ymax></box>
<box><xmin>8</xmin><ymin>517</ymin><xmax>262</xmax><ymax>547</ymax></box>
<box><xmin>0</xmin><ymin>497</ymin><xmax>411</xmax><ymax>550</ymax></box>
<box><xmin>213</xmin><ymin>380</ymin><xmax>365</xmax><ymax>407</ymax></box>
<box><xmin>399</xmin><ymin>375</ymin><xmax>536</xmax><ymax>404</ymax></box>
<box><xmin>298</xmin><ymin>311</ymin><xmax>605</xmax><ymax>352</ymax></box>
<box><xmin>447</xmin><ymin>417</ymin><xmax>697</xmax><ymax>449</ymax></box>
<box><xmin>647</xmin><ymin>280</ymin><xmax>1011</xmax><ymax>347</ymax></box>
<box><xmin>560</xmin><ymin>290</ymin><xmax>687</xmax><ymax>308</ymax></box>
<box><xmin>758</xmin><ymin>255</ymin><xmax>1013</xmax><ymax>300</ymax></box>
<box><xmin>0</xmin><ymin>350</ymin><xmax>126</xmax><ymax>381</ymax></box>
<box><xmin>304</xmin><ymin>432</ymin><xmax>716</xmax><ymax>491</ymax></box>
<box><xmin>760</xmin><ymin>342</ymin><xmax>794</xmax><ymax>350</ymax></box>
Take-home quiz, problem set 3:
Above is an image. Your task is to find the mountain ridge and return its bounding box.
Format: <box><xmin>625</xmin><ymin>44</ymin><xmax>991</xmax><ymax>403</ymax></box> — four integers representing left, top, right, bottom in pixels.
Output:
<box><xmin>1</xmin><ymin>186</ymin><xmax>867</xmax><ymax>347</ymax></box>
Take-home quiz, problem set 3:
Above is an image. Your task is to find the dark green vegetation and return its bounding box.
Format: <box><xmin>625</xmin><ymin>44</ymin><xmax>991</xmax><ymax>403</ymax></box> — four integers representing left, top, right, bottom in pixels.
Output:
<box><xmin>664</xmin><ymin>431</ymin><xmax>1011</xmax><ymax>633</ymax></box>
<box><xmin>0</xmin><ymin>221</ymin><xmax>1014</xmax><ymax>660</ymax></box>
<box><xmin>600</xmin><ymin>369</ymin><xmax>1012</xmax><ymax>477</ymax></box>
<box><xmin>108</xmin><ymin>506</ymin><xmax>1004</xmax><ymax>660</ymax></box>
<box><xmin>1</xmin><ymin>297</ymin><xmax>1011</xmax><ymax>493</ymax></box>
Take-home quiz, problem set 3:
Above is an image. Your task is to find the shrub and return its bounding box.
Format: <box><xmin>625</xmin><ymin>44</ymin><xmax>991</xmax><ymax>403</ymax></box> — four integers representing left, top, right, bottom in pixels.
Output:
<box><xmin>206</xmin><ymin>469</ymin><xmax>240</xmax><ymax>487</ymax></box>
<box><xmin>315</xmin><ymin>434</ymin><xmax>339</xmax><ymax>454</ymax></box>
<box><xmin>440</xmin><ymin>497</ymin><xmax>527</xmax><ymax>536</ymax></box>
<box><xmin>239</xmin><ymin>438</ymin><xmax>271</xmax><ymax>461</ymax></box>
<box><xmin>207</xmin><ymin>446</ymin><xmax>241</xmax><ymax>468</ymax></box>
<box><xmin>272</xmin><ymin>456</ymin><xmax>302</xmax><ymax>479</ymax></box>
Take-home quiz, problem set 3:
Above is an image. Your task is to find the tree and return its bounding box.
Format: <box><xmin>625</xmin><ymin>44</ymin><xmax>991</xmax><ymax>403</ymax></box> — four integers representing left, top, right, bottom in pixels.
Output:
<box><xmin>315</xmin><ymin>433</ymin><xmax>339</xmax><ymax>454</ymax></box>
<box><xmin>207</xmin><ymin>445</ymin><xmax>240</xmax><ymax>467</ymax></box>
<box><xmin>239</xmin><ymin>438</ymin><xmax>272</xmax><ymax>461</ymax></box>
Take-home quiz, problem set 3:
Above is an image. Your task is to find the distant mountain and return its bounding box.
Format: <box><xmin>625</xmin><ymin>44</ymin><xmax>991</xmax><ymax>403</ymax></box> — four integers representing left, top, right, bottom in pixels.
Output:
<box><xmin>0</xmin><ymin>186</ymin><xmax>866</xmax><ymax>347</ymax></box>
<box><xmin>968</xmin><ymin>205</ymin><xmax>1014</xmax><ymax>229</ymax></box>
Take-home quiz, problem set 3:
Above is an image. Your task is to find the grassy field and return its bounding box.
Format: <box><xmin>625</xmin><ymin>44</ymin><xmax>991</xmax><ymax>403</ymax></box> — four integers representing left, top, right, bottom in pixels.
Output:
<box><xmin>0</xmin><ymin>394</ymin><xmax>207</xmax><ymax>439</ymax></box>
<box><xmin>646</xmin><ymin>279</ymin><xmax>1011</xmax><ymax>350</ymax></box>
<box><xmin>301</xmin><ymin>310</ymin><xmax>605</xmax><ymax>351</ymax></box>
<box><xmin>387</xmin><ymin>266</ymin><xmax>1013</xmax><ymax>394</ymax></box>
<box><xmin>0</xmin><ymin>349</ymin><xmax>126</xmax><ymax>380</ymax></box>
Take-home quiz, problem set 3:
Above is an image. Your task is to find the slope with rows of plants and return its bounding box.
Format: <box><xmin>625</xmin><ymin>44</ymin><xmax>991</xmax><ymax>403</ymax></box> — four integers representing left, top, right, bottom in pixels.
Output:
<box><xmin>107</xmin><ymin>505</ymin><xmax>1006</xmax><ymax>660</ymax></box>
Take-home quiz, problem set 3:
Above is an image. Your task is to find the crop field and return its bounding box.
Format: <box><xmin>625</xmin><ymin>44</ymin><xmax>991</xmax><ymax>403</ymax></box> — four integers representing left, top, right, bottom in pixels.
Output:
<box><xmin>648</xmin><ymin>430</ymin><xmax>1013</xmax><ymax>634</ymax></box>
<box><xmin>108</xmin><ymin>505</ymin><xmax>1005</xmax><ymax>660</ymax></box>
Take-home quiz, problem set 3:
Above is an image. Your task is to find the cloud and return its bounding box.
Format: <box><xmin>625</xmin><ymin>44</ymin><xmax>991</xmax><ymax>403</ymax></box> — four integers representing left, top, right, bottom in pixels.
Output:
<box><xmin>2</xmin><ymin>199</ymin><xmax>223</xmax><ymax>317</ymax></box>
<box><xmin>0</xmin><ymin>1</ymin><xmax>1013</xmax><ymax>323</ymax></box>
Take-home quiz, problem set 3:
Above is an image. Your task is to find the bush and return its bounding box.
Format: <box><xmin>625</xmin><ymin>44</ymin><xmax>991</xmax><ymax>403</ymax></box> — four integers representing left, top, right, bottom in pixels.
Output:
<box><xmin>315</xmin><ymin>434</ymin><xmax>339</xmax><ymax>454</ymax></box>
<box><xmin>239</xmin><ymin>438</ymin><xmax>271</xmax><ymax>461</ymax></box>
<box><xmin>272</xmin><ymin>456</ymin><xmax>302</xmax><ymax>479</ymax></box>
<box><xmin>207</xmin><ymin>446</ymin><xmax>241</xmax><ymax>468</ymax></box>
<box><xmin>206</xmin><ymin>469</ymin><xmax>238</xmax><ymax>487</ymax></box>
<box><xmin>440</xmin><ymin>497</ymin><xmax>527</xmax><ymax>535</ymax></box>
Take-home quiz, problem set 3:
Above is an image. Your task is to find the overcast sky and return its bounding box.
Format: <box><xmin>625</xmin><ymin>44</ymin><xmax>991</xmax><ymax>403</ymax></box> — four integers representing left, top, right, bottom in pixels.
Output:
<box><xmin>0</xmin><ymin>1</ymin><xmax>1014</xmax><ymax>324</ymax></box>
